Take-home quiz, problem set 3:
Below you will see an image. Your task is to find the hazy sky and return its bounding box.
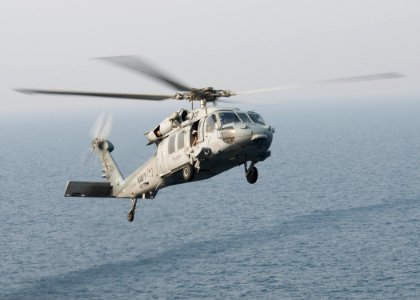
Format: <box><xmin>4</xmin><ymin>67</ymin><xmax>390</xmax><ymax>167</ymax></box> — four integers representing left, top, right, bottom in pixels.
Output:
<box><xmin>1</xmin><ymin>0</ymin><xmax>419</xmax><ymax>115</ymax></box>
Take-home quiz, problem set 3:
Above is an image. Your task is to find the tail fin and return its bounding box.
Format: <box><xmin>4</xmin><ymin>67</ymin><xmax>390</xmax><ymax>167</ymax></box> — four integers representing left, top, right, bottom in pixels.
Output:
<box><xmin>94</xmin><ymin>139</ymin><xmax>124</xmax><ymax>191</ymax></box>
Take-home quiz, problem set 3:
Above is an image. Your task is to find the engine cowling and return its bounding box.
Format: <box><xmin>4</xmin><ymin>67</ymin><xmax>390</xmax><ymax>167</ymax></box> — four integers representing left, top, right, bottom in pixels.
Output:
<box><xmin>146</xmin><ymin>109</ymin><xmax>190</xmax><ymax>144</ymax></box>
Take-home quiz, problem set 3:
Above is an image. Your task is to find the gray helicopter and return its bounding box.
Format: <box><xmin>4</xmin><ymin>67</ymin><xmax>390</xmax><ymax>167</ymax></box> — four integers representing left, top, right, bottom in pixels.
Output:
<box><xmin>16</xmin><ymin>56</ymin><xmax>405</xmax><ymax>222</ymax></box>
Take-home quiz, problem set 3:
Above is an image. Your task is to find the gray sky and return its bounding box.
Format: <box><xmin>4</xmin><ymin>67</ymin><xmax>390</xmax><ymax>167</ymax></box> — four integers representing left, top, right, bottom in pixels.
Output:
<box><xmin>1</xmin><ymin>0</ymin><xmax>419</xmax><ymax>115</ymax></box>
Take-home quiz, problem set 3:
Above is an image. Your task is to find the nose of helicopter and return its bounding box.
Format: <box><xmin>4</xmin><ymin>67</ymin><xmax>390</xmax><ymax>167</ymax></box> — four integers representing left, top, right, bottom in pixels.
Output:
<box><xmin>251</xmin><ymin>131</ymin><xmax>271</xmax><ymax>144</ymax></box>
<box><xmin>221</xmin><ymin>123</ymin><xmax>273</xmax><ymax>149</ymax></box>
<box><xmin>249</xmin><ymin>127</ymin><xmax>273</xmax><ymax>149</ymax></box>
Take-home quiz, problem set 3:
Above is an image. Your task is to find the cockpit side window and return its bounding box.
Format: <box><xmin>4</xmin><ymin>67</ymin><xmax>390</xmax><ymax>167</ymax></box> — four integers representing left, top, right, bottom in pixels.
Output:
<box><xmin>218</xmin><ymin>111</ymin><xmax>240</xmax><ymax>126</ymax></box>
<box><xmin>237</xmin><ymin>112</ymin><xmax>253</xmax><ymax>123</ymax></box>
<box><xmin>206</xmin><ymin>114</ymin><xmax>218</xmax><ymax>132</ymax></box>
<box><xmin>247</xmin><ymin>112</ymin><xmax>265</xmax><ymax>125</ymax></box>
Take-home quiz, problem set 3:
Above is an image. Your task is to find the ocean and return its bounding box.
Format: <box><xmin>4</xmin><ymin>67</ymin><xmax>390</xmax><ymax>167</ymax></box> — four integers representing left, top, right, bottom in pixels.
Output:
<box><xmin>1</xmin><ymin>100</ymin><xmax>420</xmax><ymax>299</ymax></box>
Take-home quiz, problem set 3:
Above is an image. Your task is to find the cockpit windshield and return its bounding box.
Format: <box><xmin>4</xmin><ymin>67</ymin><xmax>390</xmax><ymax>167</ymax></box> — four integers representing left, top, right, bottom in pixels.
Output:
<box><xmin>218</xmin><ymin>111</ymin><xmax>241</xmax><ymax>126</ymax></box>
<box><xmin>237</xmin><ymin>112</ymin><xmax>253</xmax><ymax>123</ymax></box>
<box><xmin>247</xmin><ymin>112</ymin><xmax>265</xmax><ymax>125</ymax></box>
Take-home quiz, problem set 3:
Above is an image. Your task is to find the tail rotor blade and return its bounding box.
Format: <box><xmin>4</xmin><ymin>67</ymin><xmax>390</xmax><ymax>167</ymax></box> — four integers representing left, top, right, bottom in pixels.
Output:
<box><xmin>90</xmin><ymin>112</ymin><xmax>105</xmax><ymax>139</ymax></box>
<box><xmin>100</xmin><ymin>112</ymin><xmax>113</xmax><ymax>140</ymax></box>
<box><xmin>80</xmin><ymin>147</ymin><xmax>95</xmax><ymax>166</ymax></box>
<box><xmin>82</xmin><ymin>113</ymin><xmax>112</xmax><ymax>171</ymax></box>
<box><xmin>89</xmin><ymin>111</ymin><xmax>113</xmax><ymax>140</ymax></box>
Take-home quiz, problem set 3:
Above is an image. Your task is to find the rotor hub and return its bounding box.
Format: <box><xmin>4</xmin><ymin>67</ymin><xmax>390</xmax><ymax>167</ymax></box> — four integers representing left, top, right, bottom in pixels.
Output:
<box><xmin>174</xmin><ymin>88</ymin><xmax>235</xmax><ymax>105</ymax></box>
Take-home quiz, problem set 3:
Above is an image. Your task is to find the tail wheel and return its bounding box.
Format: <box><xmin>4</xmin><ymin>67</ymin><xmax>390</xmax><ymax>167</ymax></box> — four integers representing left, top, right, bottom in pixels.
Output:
<box><xmin>182</xmin><ymin>164</ymin><xmax>195</xmax><ymax>181</ymax></box>
<box><xmin>127</xmin><ymin>198</ymin><xmax>137</xmax><ymax>222</ymax></box>
<box><xmin>246</xmin><ymin>166</ymin><xmax>258</xmax><ymax>184</ymax></box>
<box><xmin>127</xmin><ymin>211</ymin><xmax>135</xmax><ymax>222</ymax></box>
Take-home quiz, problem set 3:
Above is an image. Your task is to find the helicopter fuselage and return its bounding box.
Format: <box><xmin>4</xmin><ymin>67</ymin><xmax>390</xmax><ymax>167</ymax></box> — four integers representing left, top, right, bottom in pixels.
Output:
<box><xmin>112</xmin><ymin>107</ymin><xmax>274</xmax><ymax>199</ymax></box>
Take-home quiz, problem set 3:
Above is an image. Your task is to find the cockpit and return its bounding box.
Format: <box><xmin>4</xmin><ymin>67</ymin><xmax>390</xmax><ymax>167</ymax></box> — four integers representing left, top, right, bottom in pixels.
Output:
<box><xmin>218</xmin><ymin>111</ymin><xmax>241</xmax><ymax>126</ymax></box>
<box><xmin>247</xmin><ymin>112</ymin><xmax>265</xmax><ymax>125</ymax></box>
<box><xmin>190</xmin><ymin>109</ymin><xmax>269</xmax><ymax>147</ymax></box>
<box><xmin>215</xmin><ymin>110</ymin><xmax>266</xmax><ymax>127</ymax></box>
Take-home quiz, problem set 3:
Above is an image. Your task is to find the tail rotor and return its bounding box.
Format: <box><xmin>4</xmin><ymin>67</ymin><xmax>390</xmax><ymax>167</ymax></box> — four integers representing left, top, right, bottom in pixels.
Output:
<box><xmin>89</xmin><ymin>112</ymin><xmax>113</xmax><ymax>151</ymax></box>
<box><xmin>80</xmin><ymin>112</ymin><xmax>113</xmax><ymax>168</ymax></box>
<box><xmin>90</xmin><ymin>112</ymin><xmax>113</xmax><ymax>142</ymax></box>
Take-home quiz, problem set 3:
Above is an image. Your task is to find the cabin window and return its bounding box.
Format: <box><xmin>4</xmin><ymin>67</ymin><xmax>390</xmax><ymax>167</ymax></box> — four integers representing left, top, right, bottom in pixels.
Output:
<box><xmin>218</xmin><ymin>111</ymin><xmax>240</xmax><ymax>126</ymax></box>
<box><xmin>247</xmin><ymin>112</ymin><xmax>265</xmax><ymax>125</ymax></box>
<box><xmin>177</xmin><ymin>131</ymin><xmax>184</xmax><ymax>150</ymax></box>
<box><xmin>206</xmin><ymin>114</ymin><xmax>218</xmax><ymax>132</ymax></box>
<box><xmin>237</xmin><ymin>112</ymin><xmax>252</xmax><ymax>123</ymax></box>
<box><xmin>168</xmin><ymin>135</ymin><xmax>176</xmax><ymax>154</ymax></box>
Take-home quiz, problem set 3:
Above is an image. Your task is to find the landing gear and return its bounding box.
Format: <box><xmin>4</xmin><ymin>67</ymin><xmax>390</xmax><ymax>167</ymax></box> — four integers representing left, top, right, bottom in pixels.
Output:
<box><xmin>244</xmin><ymin>162</ymin><xmax>258</xmax><ymax>184</ymax></box>
<box><xmin>127</xmin><ymin>211</ymin><xmax>135</xmax><ymax>222</ymax></box>
<box><xmin>127</xmin><ymin>198</ymin><xmax>137</xmax><ymax>222</ymax></box>
<box><xmin>246</xmin><ymin>167</ymin><xmax>258</xmax><ymax>184</ymax></box>
<box><xmin>182</xmin><ymin>163</ymin><xmax>195</xmax><ymax>181</ymax></box>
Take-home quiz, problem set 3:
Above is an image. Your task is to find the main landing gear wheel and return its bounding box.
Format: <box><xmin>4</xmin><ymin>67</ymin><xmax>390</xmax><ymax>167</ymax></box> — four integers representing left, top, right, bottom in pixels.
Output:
<box><xmin>246</xmin><ymin>166</ymin><xmax>258</xmax><ymax>184</ymax></box>
<box><xmin>127</xmin><ymin>198</ymin><xmax>137</xmax><ymax>222</ymax></box>
<box><xmin>182</xmin><ymin>163</ymin><xmax>195</xmax><ymax>181</ymax></box>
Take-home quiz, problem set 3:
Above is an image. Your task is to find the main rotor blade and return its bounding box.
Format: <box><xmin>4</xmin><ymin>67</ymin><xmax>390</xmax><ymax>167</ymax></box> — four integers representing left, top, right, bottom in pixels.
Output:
<box><xmin>236</xmin><ymin>72</ymin><xmax>406</xmax><ymax>95</ymax></box>
<box><xmin>15</xmin><ymin>89</ymin><xmax>175</xmax><ymax>101</ymax></box>
<box><xmin>97</xmin><ymin>56</ymin><xmax>191</xmax><ymax>91</ymax></box>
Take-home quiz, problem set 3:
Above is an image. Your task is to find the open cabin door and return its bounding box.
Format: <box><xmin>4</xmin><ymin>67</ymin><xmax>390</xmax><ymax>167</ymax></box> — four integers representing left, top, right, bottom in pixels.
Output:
<box><xmin>204</xmin><ymin>114</ymin><xmax>218</xmax><ymax>143</ymax></box>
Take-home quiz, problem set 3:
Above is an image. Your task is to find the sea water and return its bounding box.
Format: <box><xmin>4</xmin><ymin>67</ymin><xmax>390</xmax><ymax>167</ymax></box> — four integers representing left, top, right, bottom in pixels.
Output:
<box><xmin>1</xmin><ymin>100</ymin><xmax>420</xmax><ymax>299</ymax></box>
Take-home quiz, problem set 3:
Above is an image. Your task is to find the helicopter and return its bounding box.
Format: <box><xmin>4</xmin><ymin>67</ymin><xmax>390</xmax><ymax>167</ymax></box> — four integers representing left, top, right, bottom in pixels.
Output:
<box><xmin>16</xmin><ymin>56</ymin><xmax>405</xmax><ymax>222</ymax></box>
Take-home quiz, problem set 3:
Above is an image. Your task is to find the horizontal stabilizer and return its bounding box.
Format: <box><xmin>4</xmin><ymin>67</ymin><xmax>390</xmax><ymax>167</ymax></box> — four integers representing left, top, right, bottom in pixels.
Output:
<box><xmin>65</xmin><ymin>181</ymin><xmax>112</xmax><ymax>197</ymax></box>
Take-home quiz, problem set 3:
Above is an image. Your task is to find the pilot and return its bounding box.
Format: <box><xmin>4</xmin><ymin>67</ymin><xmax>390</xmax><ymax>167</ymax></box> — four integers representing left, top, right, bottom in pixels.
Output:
<box><xmin>192</xmin><ymin>130</ymin><xmax>198</xmax><ymax>146</ymax></box>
